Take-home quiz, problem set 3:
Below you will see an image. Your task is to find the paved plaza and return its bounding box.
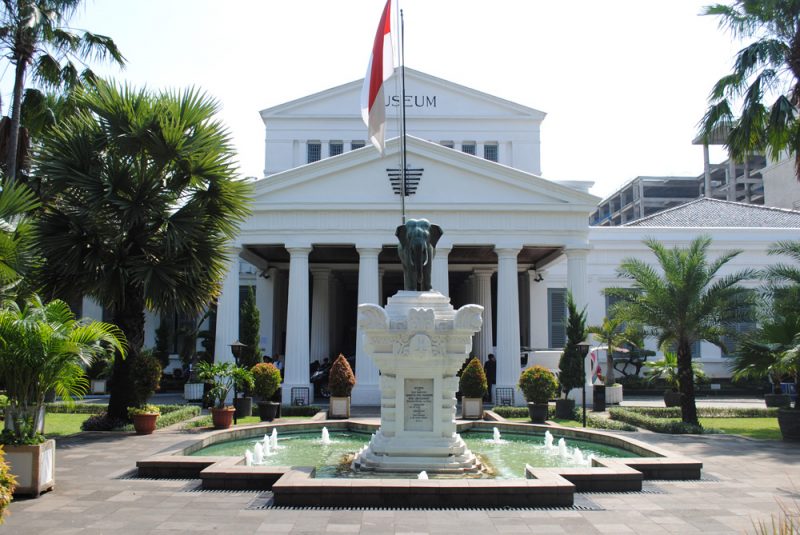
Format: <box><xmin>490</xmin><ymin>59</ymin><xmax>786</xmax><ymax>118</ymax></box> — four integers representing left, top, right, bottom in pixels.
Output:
<box><xmin>4</xmin><ymin>408</ymin><xmax>800</xmax><ymax>535</ymax></box>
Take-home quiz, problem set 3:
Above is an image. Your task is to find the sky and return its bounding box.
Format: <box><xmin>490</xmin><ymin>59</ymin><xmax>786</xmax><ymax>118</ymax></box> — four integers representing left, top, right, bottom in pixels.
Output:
<box><xmin>2</xmin><ymin>0</ymin><xmax>748</xmax><ymax>200</ymax></box>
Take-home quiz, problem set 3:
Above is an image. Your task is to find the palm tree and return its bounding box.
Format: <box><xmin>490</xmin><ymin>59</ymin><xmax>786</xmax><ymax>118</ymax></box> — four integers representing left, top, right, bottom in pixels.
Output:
<box><xmin>0</xmin><ymin>179</ymin><xmax>39</xmax><ymax>300</ymax></box>
<box><xmin>607</xmin><ymin>236</ymin><xmax>755</xmax><ymax>425</ymax></box>
<box><xmin>0</xmin><ymin>296</ymin><xmax>125</xmax><ymax>442</ymax></box>
<box><xmin>700</xmin><ymin>2</ymin><xmax>800</xmax><ymax>178</ymax></box>
<box><xmin>587</xmin><ymin>316</ymin><xmax>642</xmax><ymax>387</ymax></box>
<box><xmin>731</xmin><ymin>313</ymin><xmax>800</xmax><ymax>395</ymax></box>
<box><xmin>33</xmin><ymin>80</ymin><xmax>252</xmax><ymax>420</ymax></box>
<box><xmin>0</xmin><ymin>0</ymin><xmax>125</xmax><ymax>181</ymax></box>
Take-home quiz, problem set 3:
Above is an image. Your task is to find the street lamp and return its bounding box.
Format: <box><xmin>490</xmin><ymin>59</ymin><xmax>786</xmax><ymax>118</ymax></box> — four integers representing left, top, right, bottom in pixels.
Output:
<box><xmin>577</xmin><ymin>337</ymin><xmax>592</xmax><ymax>428</ymax></box>
<box><xmin>229</xmin><ymin>341</ymin><xmax>246</xmax><ymax>425</ymax></box>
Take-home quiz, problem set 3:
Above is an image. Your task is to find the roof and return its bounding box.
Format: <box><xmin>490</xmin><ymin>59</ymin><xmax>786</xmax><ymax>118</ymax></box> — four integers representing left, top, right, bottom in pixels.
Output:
<box><xmin>620</xmin><ymin>198</ymin><xmax>800</xmax><ymax>228</ymax></box>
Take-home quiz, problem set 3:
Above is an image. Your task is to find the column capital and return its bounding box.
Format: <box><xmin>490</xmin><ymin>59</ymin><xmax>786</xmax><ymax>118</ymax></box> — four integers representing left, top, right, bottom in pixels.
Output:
<box><xmin>356</xmin><ymin>246</ymin><xmax>382</xmax><ymax>257</ymax></box>
<box><xmin>286</xmin><ymin>246</ymin><xmax>312</xmax><ymax>257</ymax></box>
<box><xmin>473</xmin><ymin>267</ymin><xmax>495</xmax><ymax>278</ymax></box>
<box><xmin>564</xmin><ymin>247</ymin><xmax>591</xmax><ymax>259</ymax></box>
<box><xmin>435</xmin><ymin>245</ymin><xmax>452</xmax><ymax>254</ymax></box>
<box><xmin>310</xmin><ymin>267</ymin><xmax>332</xmax><ymax>278</ymax></box>
<box><xmin>494</xmin><ymin>246</ymin><xmax>521</xmax><ymax>258</ymax></box>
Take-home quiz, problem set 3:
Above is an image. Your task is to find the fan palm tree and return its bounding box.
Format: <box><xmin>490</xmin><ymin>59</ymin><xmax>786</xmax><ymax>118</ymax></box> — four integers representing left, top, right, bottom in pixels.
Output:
<box><xmin>0</xmin><ymin>296</ymin><xmax>125</xmax><ymax>442</ymax></box>
<box><xmin>731</xmin><ymin>313</ymin><xmax>800</xmax><ymax>395</ymax></box>
<box><xmin>607</xmin><ymin>236</ymin><xmax>755</xmax><ymax>425</ymax></box>
<box><xmin>0</xmin><ymin>179</ymin><xmax>39</xmax><ymax>300</ymax></box>
<box><xmin>33</xmin><ymin>79</ymin><xmax>252</xmax><ymax>420</ymax></box>
<box><xmin>700</xmin><ymin>1</ymin><xmax>800</xmax><ymax>178</ymax></box>
<box><xmin>587</xmin><ymin>316</ymin><xmax>642</xmax><ymax>387</ymax></box>
<box><xmin>0</xmin><ymin>0</ymin><xmax>125</xmax><ymax>181</ymax></box>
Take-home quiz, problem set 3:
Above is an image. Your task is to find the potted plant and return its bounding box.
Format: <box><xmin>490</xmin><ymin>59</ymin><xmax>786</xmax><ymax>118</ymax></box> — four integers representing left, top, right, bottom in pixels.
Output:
<box><xmin>252</xmin><ymin>362</ymin><xmax>282</xmax><ymax>421</ymax></box>
<box><xmin>328</xmin><ymin>354</ymin><xmax>355</xmax><ymax>419</ymax></box>
<box><xmin>0</xmin><ymin>446</ymin><xmax>14</xmax><ymax>524</ymax></box>
<box><xmin>774</xmin><ymin>334</ymin><xmax>800</xmax><ymax>440</ymax></box>
<box><xmin>127</xmin><ymin>404</ymin><xmax>160</xmax><ymax>435</ymax></box>
<box><xmin>196</xmin><ymin>361</ymin><xmax>254</xmax><ymax>429</ymax></box>
<box><xmin>518</xmin><ymin>365</ymin><xmax>558</xmax><ymax>423</ymax></box>
<box><xmin>588</xmin><ymin>316</ymin><xmax>643</xmax><ymax>406</ymax></box>
<box><xmin>557</xmin><ymin>293</ymin><xmax>585</xmax><ymax>419</ymax></box>
<box><xmin>0</xmin><ymin>297</ymin><xmax>125</xmax><ymax>497</ymax></box>
<box><xmin>459</xmin><ymin>357</ymin><xmax>487</xmax><ymax>419</ymax></box>
<box><xmin>645</xmin><ymin>352</ymin><xmax>707</xmax><ymax>408</ymax></box>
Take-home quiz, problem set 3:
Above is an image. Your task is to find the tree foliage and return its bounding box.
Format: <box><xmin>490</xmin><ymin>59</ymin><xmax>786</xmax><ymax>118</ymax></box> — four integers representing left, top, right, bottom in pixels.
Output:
<box><xmin>700</xmin><ymin>1</ymin><xmax>800</xmax><ymax>178</ymax></box>
<box><xmin>33</xmin><ymin>79</ymin><xmax>252</xmax><ymax>419</ymax></box>
<box><xmin>518</xmin><ymin>365</ymin><xmax>558</xmax><ymax>404</ymax></box>
<box><xmin>239</xmin><ymin>287</ymin><xmax>261</xmax><ymax>369</ymax></box>
<box><xmin>607</xmin><ymin>236</ymin><xmax>755</xmax><ymax>425</ymax></box>
<box><xmin>558</xmin><ymin>292</ymin><xmax>586</xmax><ymax>395</ymax></box>
<box><xmin>459</xmin><ymin>357</ymin><xmax>488</xmax><ymax>398</ymax></box>
<box><xmin>328</xmin><ymin>354</ymin><xmax>355</xmax><ymax>397</ymax></box>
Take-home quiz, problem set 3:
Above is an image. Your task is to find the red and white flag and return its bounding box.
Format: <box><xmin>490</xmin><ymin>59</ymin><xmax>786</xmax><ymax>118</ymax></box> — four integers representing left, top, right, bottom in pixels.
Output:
<box><xmin>360</xmin><ymin>0</ymin><xmax>394</xmax><ymax>154</ymax></box>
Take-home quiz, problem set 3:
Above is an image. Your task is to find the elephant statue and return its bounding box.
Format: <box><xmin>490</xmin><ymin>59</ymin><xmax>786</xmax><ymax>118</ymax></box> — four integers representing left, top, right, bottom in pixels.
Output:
<box><xmin>395</xmin><ymin>219</ymin><xmax>443</xmax><ymax>291</ymax></box>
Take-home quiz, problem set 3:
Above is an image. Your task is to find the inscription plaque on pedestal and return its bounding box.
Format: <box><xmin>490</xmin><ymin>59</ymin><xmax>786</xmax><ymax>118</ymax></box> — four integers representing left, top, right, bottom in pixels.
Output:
<box><xmin>404</xmin><ymin>378</ymin><xmax>434</xmax><ymax>432</ymax></box>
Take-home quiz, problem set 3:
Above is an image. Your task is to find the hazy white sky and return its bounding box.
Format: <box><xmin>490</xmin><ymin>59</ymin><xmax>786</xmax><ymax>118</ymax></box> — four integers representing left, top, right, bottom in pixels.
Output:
<box><xmin>6</xmin><ymin>0</ymin><xmax>747</xmax><ymax>199</ymax></box>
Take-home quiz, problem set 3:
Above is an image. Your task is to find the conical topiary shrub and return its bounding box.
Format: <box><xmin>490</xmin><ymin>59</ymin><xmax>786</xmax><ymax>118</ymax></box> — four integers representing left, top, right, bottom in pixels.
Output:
<box><xmin>328</xmin><ymin>354</ymin><xmax>355</xmax><ymax>418</ymax></box>
<box><xmin>459</xmin><ymin>357</ymin><xmax>488</xmax><ymax>419</ymax></box>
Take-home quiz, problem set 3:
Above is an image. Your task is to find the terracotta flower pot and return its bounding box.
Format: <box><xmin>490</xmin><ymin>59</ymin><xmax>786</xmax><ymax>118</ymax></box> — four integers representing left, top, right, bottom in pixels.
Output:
<box><xmin>211</xmin><ymin>407</ymin><xmax>236</xmax><ymax>429</ymax></box>
<box><xmin>131</xmin><ymin>413</ymin><xmax>159</xmax><ymax>435</ymax></box>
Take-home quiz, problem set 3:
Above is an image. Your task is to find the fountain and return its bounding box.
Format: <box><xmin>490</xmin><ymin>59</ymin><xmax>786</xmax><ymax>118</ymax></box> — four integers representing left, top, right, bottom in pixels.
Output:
<box><xmin>418</xmin><ymin>471</ymin><xmax>428</xmax><ymax>480</ymax></box>
<box><xmin>270</xmin><ymin>429</ymin><xmax>279</xmax><ymax>450</ymax></box>
<box><xmin>544</xmin><ymin>430</ymin><xmax>554</xmax><ymax>451</ymax></box>
<box><xmin>321</xmin><ymin>427</ymin><xmax>331</xmax><ymax>445</ymax></box>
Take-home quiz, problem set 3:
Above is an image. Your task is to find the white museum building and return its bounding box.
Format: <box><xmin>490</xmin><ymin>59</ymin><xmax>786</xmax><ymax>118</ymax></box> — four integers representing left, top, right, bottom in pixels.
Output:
<box><xmin>121</xmin><ymin>69</ymin><xmax>800</xmax><ymax>406</ymax></box>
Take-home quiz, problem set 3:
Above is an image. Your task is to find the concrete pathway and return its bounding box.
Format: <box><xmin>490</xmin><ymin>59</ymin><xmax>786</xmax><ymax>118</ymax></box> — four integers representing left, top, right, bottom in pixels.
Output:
<box><xmin>4</xmin><ymin>414</ymin><xmax>799</xmax><ymax>534</ymax></box>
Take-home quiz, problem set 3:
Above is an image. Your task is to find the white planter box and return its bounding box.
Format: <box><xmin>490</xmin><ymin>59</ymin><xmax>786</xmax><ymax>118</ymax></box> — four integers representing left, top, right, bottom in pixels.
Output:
<box><xmin>5</xmin><ymin>439</ymin><xmax>55</xmax><ymax>497</ymax></box>
<box><xmin>606</xmin><ymin>384</ymin><xmax>623</xmax><ymax>405</ymax></box>
<box><xmin>90</xmin><ymin>379</ymin><xmax>107</xmax><ymax>394</ymax></box>
<box><xmin>184</xmin><ymin>383</ymin><xmax>204</xmax><ymax>401</ymax></box>
<box><xmin>461</xmin><ymin>397</ymin><xmax>484</xmax><ymax>420</ymax></box>
<box><xmin>328</xmin><ymin>396</ymin><xmax>351</xmax><ymax>419</ymax></box>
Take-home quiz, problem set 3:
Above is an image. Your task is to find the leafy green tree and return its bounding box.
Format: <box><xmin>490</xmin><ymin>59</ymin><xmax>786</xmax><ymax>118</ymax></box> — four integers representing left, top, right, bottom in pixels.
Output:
<box><xmin>587</xmin><ymin>315</ymin><xmax>643</xmax><ymax>386</ymax></box>
<box><xmin>700</xmin><ymin>1</ymin><xmax>800</xmax><ymax>178</ymax></box>
<box><xmin>0</xmin><ymin>0</ymin><xmax>125</xmax><ymax>181</ymax></box>
<box><xmin>558</xmin><ymin>292</ymin><xmax>586</xmax><ymax>396</ymax></box>
<box><xmin>0</xmin><ymin>180</ymin><xmax>39</xmax><ymax>301</ymax></box>
<box><xmin>0</xmin><ymin>296</ymin><xmax>125</xmax><ymax>443</ymax></box>
<box><xmin>731</xmin><ymin>312</ymin><xmax>800</xmax><ymax>393</ymax></box>
<box><xmin>239</xmin><ymin>287</ymin><xmax>261</xmax><ymax>370</ymax></box>
<box><xmin>607</xmin><ymin>236</ymin><xmax>755</xmax><ymax>425</ymax></box>
<box><xmin>33</xmin><ymin>80</ymin><xmax>252</xmax><ymax>419</ymax></box>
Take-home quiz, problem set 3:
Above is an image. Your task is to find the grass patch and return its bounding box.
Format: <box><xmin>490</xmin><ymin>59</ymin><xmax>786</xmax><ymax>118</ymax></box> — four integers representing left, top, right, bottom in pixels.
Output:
<box><xmin>44</xmin><ymin>413</ymin><xmax>90</xmax><ymax>437</ymax></box>
<box><xmin>699</xmin><ymin>417</ymin><xmax>781</xmax><ymax>440</ymax></box>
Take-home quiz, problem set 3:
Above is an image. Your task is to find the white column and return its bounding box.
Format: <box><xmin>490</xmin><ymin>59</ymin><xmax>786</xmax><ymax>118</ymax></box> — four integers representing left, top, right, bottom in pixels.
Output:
<box><xmin>431</xmin><ymin>245</ymin><xmax>451</xmax><ymax>296</ymax></box>
<box><xmin>352</xmin><ymin>247</ymin><xmax>381</xmax><ymax>405</ymax></box>
<box><xmin>495</xmin><ymin>248</ymin><xmax>521</xmax><ymax>401</ymax></box>
<box><xmin>256</xmin><ymin>267</ymin><xmax>276</xmax><ymax>357</ymax></box>
<box><xmin>214</xmin><ymin>248</ymin><xmax>241</xmax><ymax>403</ymax></box>
<box><xmin>81</xmin><ymin>296</ymin><xmax>104</xmax><ymax>321</ymax></box>
<box><xmin>378</xmin><ymin>268</ymin><xmax>385</xmax><ymax>306</ymax></box>
<box><xmin>703</xmin><ymin>144</ymin><xmax>712</xmax><ymax>198</ymax></box>
<box><xmin>566</xmin><ymin>248</ymin><xmax>590</xmax><ymax>312</ymax></box>
<box><xmin>282</xmin><ymin>247</ymin><xmax>312</xmax><ymax>404</ymax></box>
<box><xmin>527</xmin><ymin>270</ymin><xmax>540</xmax><ymax>348</ymax></box>
<box><xmin>518</xmin><ymin>272</ymin><xmax>529</xmax><ymax>349</ymax></box>
<box><xmin>473</xmin><ymin>268</ymin><xmax>494</xmax><ymax>362</ymax></box>
<box><xmin>310</xmin><ymin>268</ymin><xmax>331</xmax><ymax>364</ymax></box>
<box><xmin>727</xmin><ymin>156</ymin><xmax>737</xmax><ymax>201</ymax></box>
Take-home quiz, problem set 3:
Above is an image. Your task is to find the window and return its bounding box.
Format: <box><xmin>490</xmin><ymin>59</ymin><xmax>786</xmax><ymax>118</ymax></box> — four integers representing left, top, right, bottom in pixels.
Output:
<box><xmin>441</xmin><ymin>141</ymin><xmax>454</xmax><ymax>149</ymax></box>
<box><xmin>307</xmin><ymin>142</ymin><xmax>321</xmax><ymax>163</ymax></box>
<box><xmin>484</xmin><ymin>143</ymin><xmax>498</xmax><ymax>162</ymax></box>
<box><xmin>461</xmin><ymin>142</ymin><xmax>476</xmax><ymax>155</ymax></box>
<box><xmin>329</xmin><ymin>141</ymin><xmax>343</xmax><ymax>157</ymax></box>
<box><xmin>351</xmin><ymin>141</ymin><xmax>365</xmax><ymax>150</ymax></box>
<box><xmin>548</xmin><ymin>288</ymin><xmax>567</xmax><ymax>349</ymax></box>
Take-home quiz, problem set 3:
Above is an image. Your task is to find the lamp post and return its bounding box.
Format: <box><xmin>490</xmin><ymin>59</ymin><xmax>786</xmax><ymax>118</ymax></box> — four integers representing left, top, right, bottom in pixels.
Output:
<box><xmin>578</xmin><ymin>337</ymin><xmax>592</xmax><ymax>428</ymax></box>
<box><xmin>229</xmin><ymin>341</ymin><xmax>246</xmax><ymax>425</ymax></box>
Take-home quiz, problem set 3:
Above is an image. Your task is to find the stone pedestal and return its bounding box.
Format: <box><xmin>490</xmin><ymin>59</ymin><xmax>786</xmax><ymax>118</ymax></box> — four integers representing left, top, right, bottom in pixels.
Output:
<box><xmin>353</xmin><ymin>291</ymin><xmax>483</xmax><ymax>474</ymax></box>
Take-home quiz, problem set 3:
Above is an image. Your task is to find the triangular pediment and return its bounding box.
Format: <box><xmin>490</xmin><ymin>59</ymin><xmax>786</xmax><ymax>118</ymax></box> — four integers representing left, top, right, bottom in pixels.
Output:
<box><xmin>260</xmin><ymin>68</ymin><xmax>546</xmax><ymax>121</ymax></box>
<box><xmin>252</xmin><ymin>136</ymin><xmax>597</xmax><ymax>210</ymax></box>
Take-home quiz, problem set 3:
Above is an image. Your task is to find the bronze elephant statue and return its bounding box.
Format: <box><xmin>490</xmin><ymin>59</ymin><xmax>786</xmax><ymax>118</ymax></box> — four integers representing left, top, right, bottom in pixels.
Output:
<box><xmin>395</xmin><ymin>219</ymin><xmax>443</xmax><ymax>291</ymax></box>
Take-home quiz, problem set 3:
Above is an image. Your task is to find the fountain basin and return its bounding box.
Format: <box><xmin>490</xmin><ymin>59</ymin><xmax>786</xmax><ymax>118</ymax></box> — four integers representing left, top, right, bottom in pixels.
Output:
<box><xmin>137</xmin><ymin>420</ymin><xmax>702</xmax><ymax>507</ymax></box>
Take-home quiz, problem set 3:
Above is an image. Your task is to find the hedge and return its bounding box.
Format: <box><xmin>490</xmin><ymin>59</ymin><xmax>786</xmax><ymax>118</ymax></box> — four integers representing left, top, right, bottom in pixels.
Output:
<box><xmin>609</xmin><ymin>408</ymin><xmax>705</xmax><ymax>434</ymax></box>
<box><xmin>490</xmin><ymin>405</ymin><xmax>637</xmax><ymax>432</ymax></box>
<box><xmin>119</xmin><ymin>405</ymin><xmax>200</xmax><ymax>431</ymax></box>
<box><xmin>619</xmin><ymin>406</ymin><xmax>778</xmax><ymax>419</ymax></box>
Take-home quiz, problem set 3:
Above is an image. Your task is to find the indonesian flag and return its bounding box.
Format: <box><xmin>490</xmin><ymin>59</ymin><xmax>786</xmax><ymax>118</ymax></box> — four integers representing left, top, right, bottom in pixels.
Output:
<box><xmin>360</xmin><ymin>0</ymin><xmax>394</xmax><ymax>154</ymax></box>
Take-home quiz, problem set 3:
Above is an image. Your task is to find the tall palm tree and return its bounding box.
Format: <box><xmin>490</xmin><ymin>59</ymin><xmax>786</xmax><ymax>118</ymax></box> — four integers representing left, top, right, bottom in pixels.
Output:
<box><xmin>33</xmin><ymin>80</ymin><xmax>252</xmax><ymax>419</ymax></box>
<box><xmin>700</xmin><ymin>2</ymin><xmax>800</xmax><ymax>178</ymax></box>
<box><xmin>0</xmin><ymin>0</ymin><xmax>125</xmax><ymax>181</ymax></box>
<box><xmin>607</xmin><ymin>236</ymin><xmax>755</xmax><ymax>424</ymax></box>
<box><xmin>0</xmin><ymin>296</ymin><xmax>125</xmax><ymax>442</ymax></box>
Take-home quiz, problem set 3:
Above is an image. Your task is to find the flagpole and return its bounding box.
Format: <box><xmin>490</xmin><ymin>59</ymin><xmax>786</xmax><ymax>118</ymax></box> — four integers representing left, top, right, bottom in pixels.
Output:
<box><xmin>400</xmin><ymin>8</ymin><xmax>407</xmax><ymax>224</ymax></box>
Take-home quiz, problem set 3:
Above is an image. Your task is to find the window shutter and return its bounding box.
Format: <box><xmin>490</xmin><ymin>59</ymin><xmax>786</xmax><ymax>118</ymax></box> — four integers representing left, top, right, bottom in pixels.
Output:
<box><xmin>548</xmin><ymin>288</ymin><xmax>567</xmax><ymax>349</ymax></box>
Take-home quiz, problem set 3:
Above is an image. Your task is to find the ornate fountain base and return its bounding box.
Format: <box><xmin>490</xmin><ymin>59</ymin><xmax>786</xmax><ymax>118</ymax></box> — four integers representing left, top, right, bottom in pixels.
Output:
<box><xmin>352</xmin><ymin>291</ymin><xmax>484</xmax><ymax>474</ymax></box>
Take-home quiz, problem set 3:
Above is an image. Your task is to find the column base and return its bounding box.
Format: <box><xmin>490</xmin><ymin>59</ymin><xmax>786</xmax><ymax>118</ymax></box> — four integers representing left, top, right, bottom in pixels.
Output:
<box><xmin>281</xmin><ymin>382</ymin><xmax>313</xmax><ymax>406</ymax></box>
<box><xmin>350</xmin><ymin>383</ymin><xmax>381</xmax><ymax>406</ymax></box>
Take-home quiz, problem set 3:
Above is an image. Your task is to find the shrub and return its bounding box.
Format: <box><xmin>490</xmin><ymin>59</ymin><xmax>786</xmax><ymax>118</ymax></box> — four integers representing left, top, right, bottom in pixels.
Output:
<box><xmin>251</xmin><ymin>362</ymin><xmax>282</xmax><ymax>400</ymax></box>
<box><xmin>618</xmin><ymin>406</ymin><xmax>777</xmax><ymax>419</ymax></box>
<box><xmin>196</xmin><ymin>361</ymin><xmax>254</xmax><ymax>408</ymax></box>
<box><xmin>558</xmin><ymin>292</ymin><xmax>587</xmax><ymax>396</ymax></box>
<box><xmin>81</xmin><ymin>412</ymin><xmax>126</xmax><ymax>431</ymax></box>
<box><xmin>239</xmin><ymin>288</ymin><xmax>262</xmax><ymax>370</ymax></box>
<box><xmin>609</xmin><ymin>407</ymin><xmax>705</xmax><ymax>434</ymax></box>
<box><xmin>127</xmin><ymin>404</ymin><xmax>161</xmax><ymax>417</ymax></box>
<box><xmin>130</xmin><ymin>351</ymin><xmax>162</xmax><ymax>406</ymax></box>
<box><xmin>281</xmin><ymin>405</ymin><xmax>322</xmax><ymax>417</ymax></box>
<box><xmin>518</xmin><ymin>365</ymin><xmax>558</xmax><ymax>404</ymax></box>
<box><xmin>459</xmin><ymin>357</ymin><xmax>488</xmax><ymax>398</ymax></box>
<box><xmin>489</xmin><ymin>405</ymin><xmax>636</xmax><ymax>431</ymax></box>
<box><xmin>119</xmin><ymin>405</ymin><xmax>199</xmax><ymax>431</ymax></box>
<box><xmin>328</xmin><ymin>354</ymin><xmax>356</xmax><ymax>397</ymax></box>
<box><xmin>0</xmin><ymin>446</ymin><xmax>15</xmax><ymax>525</ymax></box>
<box><xmin>0</xmin><ymin>395</ymin><xmax>7</xmax><ymax>411</ymax></box>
